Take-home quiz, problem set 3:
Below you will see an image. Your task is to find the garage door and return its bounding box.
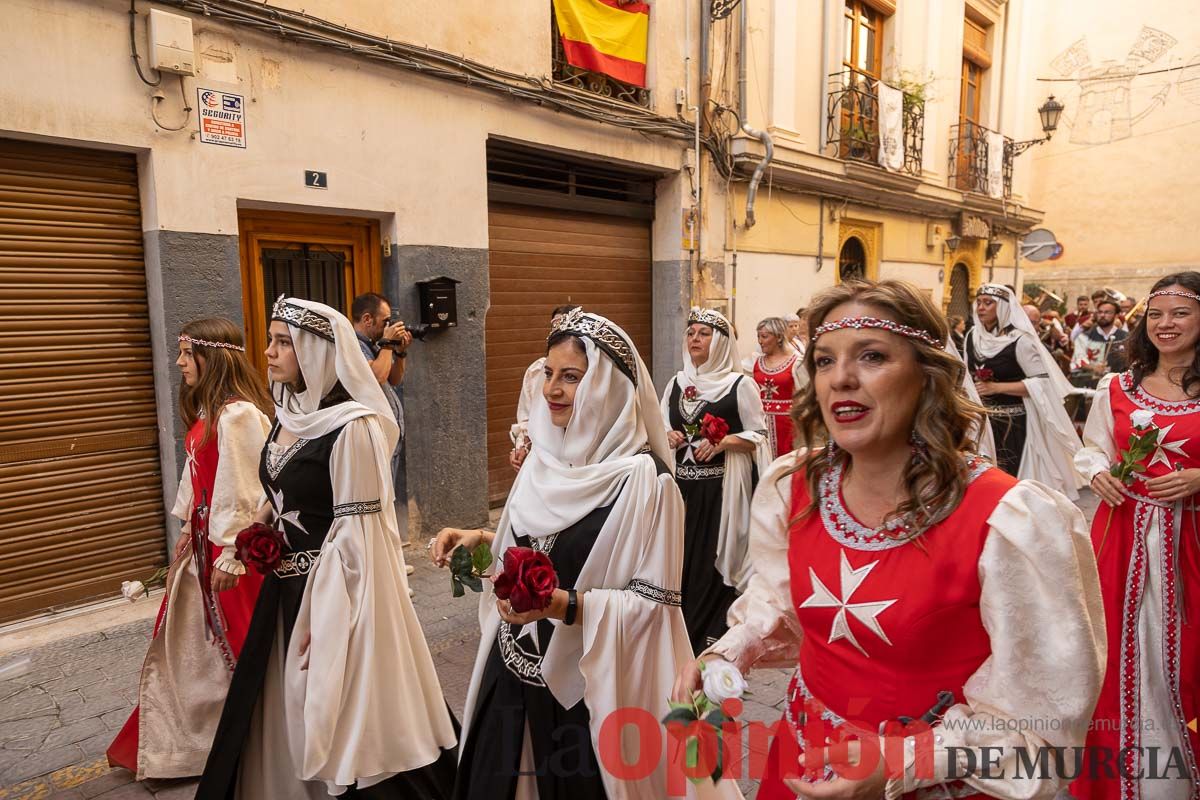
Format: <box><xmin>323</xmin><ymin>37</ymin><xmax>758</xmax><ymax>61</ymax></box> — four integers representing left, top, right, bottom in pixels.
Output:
<box><xmin>0</xmin><ymin>138</ymin><xmax>166</xmax><ymax>622</ymax></box>
<box><xmin>485</xmin><ymin>203</ymin><xmax>652</xmax><ymax>504</ymax></box>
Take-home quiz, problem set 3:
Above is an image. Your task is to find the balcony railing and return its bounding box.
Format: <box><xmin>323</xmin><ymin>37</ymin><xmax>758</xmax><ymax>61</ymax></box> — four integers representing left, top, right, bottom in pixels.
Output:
<box><xmin>826</xmin><ymin>71</ymin><xmax>925</xmax><ymax>176</ymax></box>
<box><xmin>551</xmin><ymin>17</ymin><xmax>650</xmax><ymax>108</ymax></box>
<box><xmin>947</xmin><ymin>120</ymin><xmax>1014</xmax><ymax>198</ymax></box>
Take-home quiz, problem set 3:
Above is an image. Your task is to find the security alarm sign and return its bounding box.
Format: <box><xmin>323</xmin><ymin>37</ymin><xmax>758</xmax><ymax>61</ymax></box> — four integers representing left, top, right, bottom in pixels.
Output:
<box><xmin>197</xmin><ymin>89</ymin><xmax>246</xmax><ymax>148</ymax></box>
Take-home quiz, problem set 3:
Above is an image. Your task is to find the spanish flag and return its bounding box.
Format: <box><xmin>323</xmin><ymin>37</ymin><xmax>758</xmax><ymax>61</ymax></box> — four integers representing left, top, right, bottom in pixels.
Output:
<box><xmin>553</xmin><ymin>0</ymin><xmax>650</xmax><ymax>88</ymax></box>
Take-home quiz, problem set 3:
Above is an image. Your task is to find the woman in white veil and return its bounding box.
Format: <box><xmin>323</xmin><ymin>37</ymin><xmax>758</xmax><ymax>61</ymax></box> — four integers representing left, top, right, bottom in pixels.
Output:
<box><xmin>434</xmin><ymin>309</ymin><xmax>741</xmax><ymax>799</ymax></box>
<box><xmin>964</xmin><ymin>284</ymin><xmax>1082</xmax><ymax>498</ymax></box>
<box><xmin>660</xmin><ymin>308</ymin><xmax>770</xmax><ymax>653</ymax></box>
<box><xmin>197</xmin><ymin>297</ymin><xmax>457</xmax><ymax>799</ymax></box>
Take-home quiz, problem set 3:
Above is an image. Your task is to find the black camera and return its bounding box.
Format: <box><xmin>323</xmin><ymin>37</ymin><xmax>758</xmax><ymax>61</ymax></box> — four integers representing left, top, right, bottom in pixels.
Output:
<box><xmin>379</xmin><ymin>315</ymin><xmax>431</xmax><ymax>349</ymax></box>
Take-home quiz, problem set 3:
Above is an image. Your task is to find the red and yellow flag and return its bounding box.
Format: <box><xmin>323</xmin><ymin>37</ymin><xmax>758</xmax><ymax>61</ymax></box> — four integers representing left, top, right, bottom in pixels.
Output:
<box><xmin>553</xmin><ymin>0</ymin><xmax>650</xmax><ymax>88</ymax></box>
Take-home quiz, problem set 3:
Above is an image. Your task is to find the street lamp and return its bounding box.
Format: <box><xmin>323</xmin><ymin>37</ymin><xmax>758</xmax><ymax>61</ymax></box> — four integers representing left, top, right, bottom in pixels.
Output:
<box><xmin>1008</xmin><ymin>96</ymin><xmax>1066</xmax><ymax>158</ymax></box>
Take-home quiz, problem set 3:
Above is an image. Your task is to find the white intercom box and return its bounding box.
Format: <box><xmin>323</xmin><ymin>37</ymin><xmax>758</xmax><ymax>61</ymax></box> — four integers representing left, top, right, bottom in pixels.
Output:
<box><xmin>147</xmin><ymin>9</ymin><xmax>196</xmax><ymax>75</ymax></box>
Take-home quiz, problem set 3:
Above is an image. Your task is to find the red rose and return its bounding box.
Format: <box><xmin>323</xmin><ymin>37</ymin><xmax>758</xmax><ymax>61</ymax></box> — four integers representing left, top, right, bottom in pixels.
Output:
<box><xmin>493</xmin><ymin>547</ymin><xmax>559</xmax><ymax>613</ymax></box>
<box><xmin>973</xmin><ymin>367</ymin><xmax>995</xmax><ymax>382</ymax></box>
<box><xmin>699</xmin><ymin>413</ymin><xmax>730</xmax><ymax>446</ymax></box>
<box><xmin>235</xmin><ymin>523</ymin><xmax>287</xmax><ymax>575</ymax></box>
<box><xmin>683</xmin><ymin>385</ymin><xmax>699</xmax><ymax>401</ymax></box>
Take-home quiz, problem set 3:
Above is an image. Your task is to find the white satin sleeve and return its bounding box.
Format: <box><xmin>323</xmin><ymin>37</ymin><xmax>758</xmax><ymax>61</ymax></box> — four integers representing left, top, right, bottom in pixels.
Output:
<box><xmin>284</xmin><ymin>417</ymin><xmax>455</xmax><ymax>791</ymax></box>
<box><xmin>170</xmin><ymin>453</ymin><xmax>195</xmax><ymax>522</ymax></box>
<box><xmin>885</xmin><ymin>481</ymin><xmax>1105</xmax><ymax>800</ymax></box>
<box><xmin>208</xmin><ymin>402</ymin><xmax>271</xmax><ymax>574</ymax></box>
<box><xmin>791</xmin><ymin>356</ymin><xmax>809</xmax><ymax>393</ymax></box>
<box><xmin>732</xmin><ymin>376</ymin><xmax>767</xmax><ymax>443</ymax></box>
<box><xmin>704</xmin><ymin>453</ymin><xmax>803</xmax><ymax>672</ymax></box>
<box><xmin>1075</xmin><ymin>373</ymin><xmax>1118</xmax><ymax>483</ymax></box>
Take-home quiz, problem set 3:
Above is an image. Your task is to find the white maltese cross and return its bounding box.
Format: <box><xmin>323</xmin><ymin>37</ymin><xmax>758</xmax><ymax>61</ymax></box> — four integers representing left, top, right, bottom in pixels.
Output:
<box><xmin>800</xmin><ymin>551</ymin><xmax>896</xmax><ymax>657</ymax></box>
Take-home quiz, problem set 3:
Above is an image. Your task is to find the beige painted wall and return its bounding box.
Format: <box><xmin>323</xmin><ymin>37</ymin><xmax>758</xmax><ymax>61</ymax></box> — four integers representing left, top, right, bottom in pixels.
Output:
<box><xmin>1023</xmin><ymin>0</ymin><xmax>1200</xmax><ymax>296</ymax></box>
<box><xmin>0</xmin><ymin>0</ymin><xmax>690</xmax><ymax>248</ymax></box>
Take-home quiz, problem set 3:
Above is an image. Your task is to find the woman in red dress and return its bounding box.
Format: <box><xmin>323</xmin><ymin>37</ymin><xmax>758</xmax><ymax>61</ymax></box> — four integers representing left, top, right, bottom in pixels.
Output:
<box><xmin>752</xmin><ymin>316</ymin><xmax>808</xmax><ymax>457</ymax></box>
<box><xmin>675</xmin><ymin>280</ymin><xmax>1105</xmax><ymax>800</ymax></box>
<box><xmin>1074</xmin><ymin>272</ymin><xmax>1200</xmax><ymax>800</ymax></box>
<box><xmin>107</xmin><ymin>318</ymin><xmax>273</xmax><ymax>779</ymax></box>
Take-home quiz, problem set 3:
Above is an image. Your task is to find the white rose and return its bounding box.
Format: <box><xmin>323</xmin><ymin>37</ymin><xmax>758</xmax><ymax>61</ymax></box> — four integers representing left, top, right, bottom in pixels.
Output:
<box><xmin>121</xmin><ymin>580</ymin><xmax>146</xmax><ymax>602</ymax></box>
<box><xmin>1130</xmin><ymin>409</ymin><xmax>1156</xmax><ymax>430</ymax></box>
<box><xmin>701</xmin><ymin>659</ymin><xmax>747</xmax><ymax>705</ymax></box>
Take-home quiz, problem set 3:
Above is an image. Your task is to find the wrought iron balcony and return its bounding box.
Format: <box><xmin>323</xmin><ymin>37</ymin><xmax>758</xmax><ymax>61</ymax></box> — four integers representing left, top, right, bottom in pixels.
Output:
<box><xmin>551</xmin><ymin>18</ymin><xmax>650</xmax><ymax>108</ymax></box>
<box><xmin>825</xmin><ymin>71</ymin><xmax>925</xmax><ymax>176</ymax></box>
<box><xmin>947</xmin><ymin>120</ymin><xmax>1014</xmax><ymax>198</ymax></box>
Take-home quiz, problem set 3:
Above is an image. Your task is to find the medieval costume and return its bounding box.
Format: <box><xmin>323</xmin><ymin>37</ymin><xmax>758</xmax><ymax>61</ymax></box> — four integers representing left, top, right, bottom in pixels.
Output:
<box><xmin>108</xmin><ymin>398</ymin><xmax>270</xmax><ymax>778</ymax></box>
<box><xmin>196</xmin><ymin>297</ymin><xmax>456</xmax><ymax>799</ymax></box>
<box><xmin>660</xmin><ymin>308</ymin><xmax>770</xmax><ymax>654</ymax></box>
<box><xmin>457</xmin><ymin>309</ymin><xmax>739</xmax><ymax>800</ymax></box>
<box><xmin>710</xmin><ymin>449</ymin><xmax>1105</xmax><ymax>799</ymax></box>
<box><xmin>965</xmin><ymin>284</ymin><xmax>1082</xmax><ymax>497</ymax></box>
<box><xmin>752</xmin><ymin>350</ymin><xmax>807</xmax><ymax>458</ymax></box>
<box><xmin>1074</xmin><ymin>370</ymin><xmax>1200</xmax><ymax>800</ymax></box>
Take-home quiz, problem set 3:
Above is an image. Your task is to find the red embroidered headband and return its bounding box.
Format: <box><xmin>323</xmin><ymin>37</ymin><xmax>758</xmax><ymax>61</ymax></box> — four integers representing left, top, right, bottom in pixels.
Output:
<box><xmin>1149</xmin><ymin>289</ymin><xmax>1200</xmax><ymax>304</ymax></box>
<box><xmin>812</xmin><ymin>316</ymin><xmax>942</xmax><ymax>348</ymax></box>
<box><xmin>179</xmin><ymin>334</ymin><xmax>246</xmax><ymax>352</ymax></box>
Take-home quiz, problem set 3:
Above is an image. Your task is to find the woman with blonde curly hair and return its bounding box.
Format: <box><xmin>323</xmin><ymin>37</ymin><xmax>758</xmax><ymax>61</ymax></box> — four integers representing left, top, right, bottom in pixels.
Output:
<box><xmin>675</xmin><ymin>279</ymin><xmax>1105</xmax><ymax>800</ymax></box>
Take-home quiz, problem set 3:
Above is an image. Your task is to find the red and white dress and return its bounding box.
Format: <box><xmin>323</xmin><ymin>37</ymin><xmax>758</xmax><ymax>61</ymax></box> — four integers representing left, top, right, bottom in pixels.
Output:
<box><xmin>752</xmin><ymin>353</ymin><xmax>806</xmax><ymax>458</ymax></box>
<box><xmin>1074</xmin><ymin>372</ymin><xmax>1200</xmax><ymax>800</ymax></box>
<box><xmin>708</xmin><ymin>453</ymin><xmax>1104</xmax><ymax>800</ymax></box>
<box><xmin>107</xmin><ymin>400</ymin><xmax>270</xmax><ymax>779</ymax></box>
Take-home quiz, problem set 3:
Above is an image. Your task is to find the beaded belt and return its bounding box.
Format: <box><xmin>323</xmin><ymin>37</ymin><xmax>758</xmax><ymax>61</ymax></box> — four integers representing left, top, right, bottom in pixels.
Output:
<box><xmin>274</xmin><ymin>549</ymin><xmax>321</xmax><ymax>578</ymax></box>
<box><xmin>985</xmin><ymin>403</ymin><xmax>1026</xmax><ymax>418</ymax></box>
<box><xmin>676</xmin><ymin>462</ymin><xmax>725</xmax><ymax>481</ymax></box>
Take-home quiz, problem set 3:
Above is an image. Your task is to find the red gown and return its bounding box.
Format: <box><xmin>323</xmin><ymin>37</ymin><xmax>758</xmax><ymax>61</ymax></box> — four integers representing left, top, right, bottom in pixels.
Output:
<box><xmin>1074</xmin><ymin>373</ymin><xmax>1200</xmax><ymax>800</ymax></box>
<box><xmin>755</xmin><ymin>459</ymin><xmax>1006</xmax><ymax>798</ymax></box>
<box><xmin>753</xmin><ymin>354</ymin><xmax>800</xmax><ymax>458</ymax></box>
<box><xmin>107</xmin><ymin>407</ymin><xmax>266</xmax><ymax>778</ymax></box>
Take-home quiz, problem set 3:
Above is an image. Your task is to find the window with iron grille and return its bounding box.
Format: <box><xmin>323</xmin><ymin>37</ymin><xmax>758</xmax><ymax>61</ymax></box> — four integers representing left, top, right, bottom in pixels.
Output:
<box><xmin>550</xmin><ymin>11</ymin><xmax>650</xmax><ymax>107</ymax></box>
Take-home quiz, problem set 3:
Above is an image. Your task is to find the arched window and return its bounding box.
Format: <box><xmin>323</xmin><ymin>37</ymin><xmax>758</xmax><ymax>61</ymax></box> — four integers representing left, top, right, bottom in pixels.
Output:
<box><xmin>839</xmin><ymin>236</ymin><xmax>868</xmax><ymax>282</ymax></box>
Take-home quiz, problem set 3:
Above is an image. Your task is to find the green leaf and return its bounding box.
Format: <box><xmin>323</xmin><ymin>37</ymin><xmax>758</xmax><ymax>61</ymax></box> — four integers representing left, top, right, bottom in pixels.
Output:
<box><xmin>451</xmin><ymin>574</ymin><xmax>465</xmax><ymax>598</ymax></box>
<box><xmin>472</xmin><ymin>541</ymin><xmax>493</xmax><ymax>574</ymax></box>
<box><xmin>712</xmin><ymin>729</ymin><xmax>724</xmax><ymax>782</ymax></box>
<box><xmin>686</xmin><ymin>736</ymin><xmax>699</xmax><ymax>769</ymax></box>
<box><xmin>459</xmin><ymin>573</ymin><xmax>484</xmax><ymax>592</ymax></box>
<box><xmin>1130</xmin><ymin>463</ymin><xmax>1147</xmax><ymax>473</ymax></box>
<box><xmin>705</xmin><ymin>708</ymin><xmax>730</xmax><ymax>728</ymax></box>
<box><xmin>662</xmin><ymin>707</ymin><xmax>699</xmax><ymax>727</ymax></box>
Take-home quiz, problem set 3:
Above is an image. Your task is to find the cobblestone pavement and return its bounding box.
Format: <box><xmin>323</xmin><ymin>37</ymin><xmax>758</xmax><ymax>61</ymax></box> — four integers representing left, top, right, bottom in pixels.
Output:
<box><xmin>0</xmin><ymin>491</ymin><xmax>1101</xmax><ymax>799</ymax></box>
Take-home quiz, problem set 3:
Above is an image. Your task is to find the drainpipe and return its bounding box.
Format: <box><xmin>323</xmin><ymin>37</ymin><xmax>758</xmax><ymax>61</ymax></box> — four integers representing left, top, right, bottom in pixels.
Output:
<box><xmin>739</xmin><ymin>0</ymin><xmax>773</xmax><ymax>229</ymax></box>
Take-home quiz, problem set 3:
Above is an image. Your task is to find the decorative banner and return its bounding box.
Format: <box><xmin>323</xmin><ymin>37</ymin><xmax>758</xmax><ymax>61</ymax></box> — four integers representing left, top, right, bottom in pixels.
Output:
<box><xmin>552</xmin><ymin>0</ymin><xmax>649</xmax><ymax>88</ymax></box>
<box><xmin>986</xmin><ymin>130</ymin><xmax>1005</xmax><ymax>199</ymax></box>
<box><xmin>876</xmin><ymin>82</ymin><xmax>904</xmax><ymax>172</ymax></box>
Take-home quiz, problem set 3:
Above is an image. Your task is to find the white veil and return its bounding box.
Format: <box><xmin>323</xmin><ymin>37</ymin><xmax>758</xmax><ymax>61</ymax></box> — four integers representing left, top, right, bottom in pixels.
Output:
<box><xmin>270</xmin><ymin>296</ymin><xmax>398</xmax><ymax>452</ymax></box>
<box><xmin>676</xmin><ymin>308</ymin><xmax>743</xmax><ymax>402</ymax></box>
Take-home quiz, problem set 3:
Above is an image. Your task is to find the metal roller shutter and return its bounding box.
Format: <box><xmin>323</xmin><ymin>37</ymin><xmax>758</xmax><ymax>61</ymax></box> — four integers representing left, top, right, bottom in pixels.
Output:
<box><xmin>0</xmin><ymin>138</ymin><xmax>166</xmax><ymax>622</ymax></box>
<box><xmin>485</xmin><ymin>203</ymin><xmax>652</xmax><ymax>504</ymax></box>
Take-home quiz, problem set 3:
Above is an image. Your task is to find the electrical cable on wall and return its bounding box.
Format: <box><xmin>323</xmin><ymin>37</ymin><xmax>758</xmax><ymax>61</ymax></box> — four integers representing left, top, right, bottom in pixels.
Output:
<box><xmin>129</xmin><ymin>0</ymin><xmax>162</xmax><ymax>86</ymax></box>
<box><xmin>151</xmin><ymin>74</ymin><xmax>193</xmax><ymax>131</ymax></box>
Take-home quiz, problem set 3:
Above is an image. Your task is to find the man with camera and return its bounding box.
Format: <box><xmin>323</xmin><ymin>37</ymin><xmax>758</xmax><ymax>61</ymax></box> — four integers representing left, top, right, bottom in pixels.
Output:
<box><xmin>351</xmin><ymin>292</ymin><xmax>411</xmax><ymax>482</ymax></box>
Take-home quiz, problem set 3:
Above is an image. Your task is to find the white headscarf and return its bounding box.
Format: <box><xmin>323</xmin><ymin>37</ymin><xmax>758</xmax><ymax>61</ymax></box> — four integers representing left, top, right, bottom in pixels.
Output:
<box><xmin>270</xmin><ymin>296</ymin><xmax>398</xmax><ymax>453</ymax></box>
<box><xmin>505</xmin><ymin>313</ymin><xmax>670</xmax><ymax>538</ymax></box>
<box><xmin>969</xmin><ymin>284</ymin><xmax>1074</xmax><ymax>400</ymax></box>
<box><xmin>676</xmin><ymin>307</ymin><xmax>743</xmax><ymax>403</ymax></box>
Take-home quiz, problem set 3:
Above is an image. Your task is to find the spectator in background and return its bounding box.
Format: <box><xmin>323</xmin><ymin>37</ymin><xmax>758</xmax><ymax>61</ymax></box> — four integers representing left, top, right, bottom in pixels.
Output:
<box><xmin>350</xmin><ymin>292</ymin><xmax>410</xmax><ymax>485</ymax></box>
<box><xmin>785</xmin><ymin>309</ymin><xmax>806</xmax><ymax>357</ymax></box>
<box><xmin>1072</xmin><ymin>290</ymin><xmax>1112</xmax><ymax>339</ymax></box>
<box><xmin>1065</xmin><ymin>294</ymin><xmax>1091</xmax><ymax>330</ymax></box>
<box><xmin>1118</xmin><ymin>296</ymin><xmax>1135</xmax><ymax>329</ymax></box>
<box><xmin>1023</xmin><ymin>303</ymin><xmax>1042</xmax><ymax>328</ymax></box>
<box><xmin>1071</xmin><ymin>299</ymin><xmax>1128</xmax><ymax>382</ymax></box>
<box><xmin>1040</xmin><ymin>309</ymin><xmax>1072</xmax><ymax>376</ymax></box>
